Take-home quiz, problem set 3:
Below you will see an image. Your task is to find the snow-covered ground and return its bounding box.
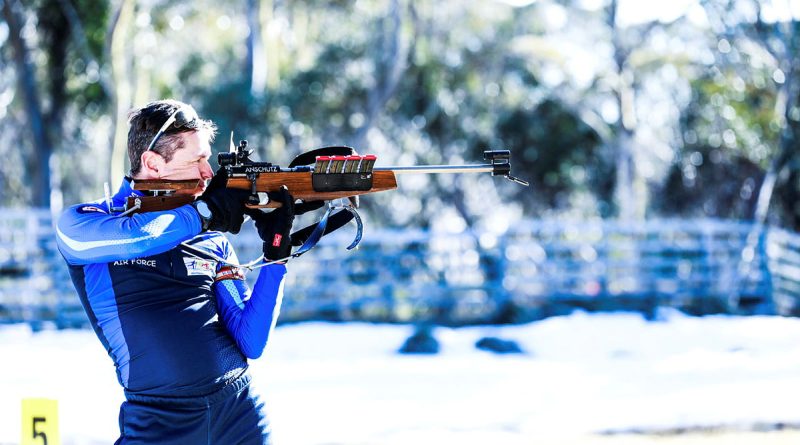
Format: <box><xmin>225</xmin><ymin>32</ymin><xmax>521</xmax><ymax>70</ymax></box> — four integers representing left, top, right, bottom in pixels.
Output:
<box><xmin>2</xmin><ymin>309</ymin><xmax>800</xmax><ymax>445</ymax></box>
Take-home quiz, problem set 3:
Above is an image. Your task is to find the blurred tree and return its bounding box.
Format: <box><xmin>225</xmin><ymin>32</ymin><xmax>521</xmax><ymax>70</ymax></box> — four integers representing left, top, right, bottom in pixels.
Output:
<box><xmin>108</xmin><ymin>0</ymin><xmax>134</xmax><ymax>186</ymax></box>
<box><xmin>700</xmin><ymin>0</ymin><xmax>800</xmax><ymax>229</ymax></box>
<box><xmin>375</xmin><ymin>1</ymin><xmax>608</xmax><ymax>225</ymax></box>
<box><xmin>494</xmin><ymin>100</ymin><xmax>606</xmax><ymax>213</ymax></box>
<box><xmin>1</xmin><ymin>0</ymin><xmax>113</xmax><ymax>209</ymax></box>
<box><xmin>604</xmin><ymin>0</ymin><xmax>663</xmax><ymax>220</ymax></box>
<box><xmin>655</xmin><ymin>69</ymin><xmax>773</xmax><ymax>219</ymax></box>
<box><xmin>2</xmin><ymin>0</ymin><xmax>53</xmax><ymax>208</ymax></box>
<box><xmin>348</xmin><ymin>0</ymin><xmax>410</xmax><ymax>151</ymax></box>
<box><xmin>511</xmin><ymin>0</ymin><xmax>707</xmax><ymax>219</ymax></box>
<box><xmin>246</xmin><ymin>0</ymin><xmax>266</xmax><ymax>96</ymax></box>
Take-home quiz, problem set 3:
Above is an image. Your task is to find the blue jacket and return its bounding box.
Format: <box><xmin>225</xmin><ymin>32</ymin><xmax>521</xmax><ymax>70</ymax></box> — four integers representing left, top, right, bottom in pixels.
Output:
<box><xmin>56</xmin><ymin>178</ymin><xmax>285</xmax><ymax>397</ymax></box>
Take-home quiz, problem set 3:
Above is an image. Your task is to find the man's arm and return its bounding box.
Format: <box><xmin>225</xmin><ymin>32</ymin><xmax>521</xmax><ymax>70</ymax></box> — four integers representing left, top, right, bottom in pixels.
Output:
<box><xmin>56</xmin><ymin>203</ymin><xmax>202</xmax><ymax>265</ymax></box>
<box><xmin>213</xmin><ymin>186</ymin><xmax>294</xmax><ymax>358</ymax></box>
<box><xmin>213</xmin><ymin>264</ymin><xmax>286</xmax><ymax>359</ymax></box>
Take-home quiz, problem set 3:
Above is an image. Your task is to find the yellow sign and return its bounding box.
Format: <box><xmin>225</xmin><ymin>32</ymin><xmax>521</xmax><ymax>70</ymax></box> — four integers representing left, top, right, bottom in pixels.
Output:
<box><xmin>21</xmin><ymin>399</ymin><xmax>59</xmax><ymax>445</ymax></box>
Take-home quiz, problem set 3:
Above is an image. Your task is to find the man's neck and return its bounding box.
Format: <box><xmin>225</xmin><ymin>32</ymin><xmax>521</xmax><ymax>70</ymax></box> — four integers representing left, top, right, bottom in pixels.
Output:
<box><xmin>131</xmin><ymin>172</ymin><xmax>158</xmax><ymax>181</ymax></box>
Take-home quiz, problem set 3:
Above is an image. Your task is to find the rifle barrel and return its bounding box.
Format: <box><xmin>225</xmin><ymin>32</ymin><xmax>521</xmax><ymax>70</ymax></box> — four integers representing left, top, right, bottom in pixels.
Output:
<box><xmin>376</xmin><ymin>164</ymin><xmax>495</xmax><ymax>175</ymax></box>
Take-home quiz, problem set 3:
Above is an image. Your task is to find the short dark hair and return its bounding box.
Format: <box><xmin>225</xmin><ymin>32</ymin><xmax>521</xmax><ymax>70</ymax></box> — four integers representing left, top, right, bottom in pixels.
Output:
<box><xmin>127</xmin><ymin>99</ymin><xmax>217</xmax><ymax>175</ymax></box>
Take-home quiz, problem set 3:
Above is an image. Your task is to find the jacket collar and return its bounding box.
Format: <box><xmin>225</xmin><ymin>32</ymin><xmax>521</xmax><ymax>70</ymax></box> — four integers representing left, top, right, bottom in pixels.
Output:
<box><xmin>112</xmin><ymin>177</ymin><xmax>144</xmax><ymax>208</ymax></box>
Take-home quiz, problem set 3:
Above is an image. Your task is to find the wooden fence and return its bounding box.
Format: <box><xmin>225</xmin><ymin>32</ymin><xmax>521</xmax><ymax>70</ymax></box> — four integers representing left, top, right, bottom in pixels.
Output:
<box><xmin>1</xmin><ymin>209</ymin><xmax>798</xmax><ymax>327</ymax></box>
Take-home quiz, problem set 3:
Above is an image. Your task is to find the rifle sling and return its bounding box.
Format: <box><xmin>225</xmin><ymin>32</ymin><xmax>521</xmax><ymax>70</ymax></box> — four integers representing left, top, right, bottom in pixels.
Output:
<box><xmin>290</xmin><ymin>208</ymin><xmax>360</xmax><ymax>257</ymax></box>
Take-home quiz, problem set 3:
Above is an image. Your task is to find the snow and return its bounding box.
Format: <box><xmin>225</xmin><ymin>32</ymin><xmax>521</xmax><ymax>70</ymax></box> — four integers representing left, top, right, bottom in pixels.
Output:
<box><xmin>2</xmin><ymin>309</ymin><xmax>800</xmax><ymax>444</ymax></box>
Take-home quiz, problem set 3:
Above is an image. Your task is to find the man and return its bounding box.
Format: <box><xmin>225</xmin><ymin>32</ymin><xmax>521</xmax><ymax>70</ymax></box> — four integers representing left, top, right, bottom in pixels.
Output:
<box><xmin>56</xmin><ymin>99</ymin><xmax>298</xmax><ymax>444</ymax></box>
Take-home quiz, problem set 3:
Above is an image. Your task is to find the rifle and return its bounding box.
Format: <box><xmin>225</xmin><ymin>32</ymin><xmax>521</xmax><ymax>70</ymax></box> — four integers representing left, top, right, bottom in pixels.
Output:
<box><xmin>124</xmin><ymin>140</ymin><xmax>528</xmax><ymax>214</ymax></box>
<box><xmin>120</xmin><ymin>141</ymin><xmax>528</xmax><ymax>262</ymax></box>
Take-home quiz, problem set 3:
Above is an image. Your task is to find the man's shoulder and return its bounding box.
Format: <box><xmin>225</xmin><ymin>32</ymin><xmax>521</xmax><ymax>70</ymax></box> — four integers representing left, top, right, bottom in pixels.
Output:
<box><xmin>183</xmin><ymin>231</ymin><xmax>235</xmax><ymax>258</ymax></box>
<box><xmin>57</xmin><ymin>199</ymin><xmax>109</xmax><ymax>226</ymax></box>
<box><xmin>188</xmin><ymin>231</ymin><xmax>230</xmax><ymax>244</ymax></box>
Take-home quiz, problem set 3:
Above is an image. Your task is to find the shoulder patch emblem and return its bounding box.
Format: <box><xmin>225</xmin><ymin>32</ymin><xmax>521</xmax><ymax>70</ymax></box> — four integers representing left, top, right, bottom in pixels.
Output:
<box><xmin>77</xmin><ymin>205</ymin><xmax>108</xmax><ymax>214</ymax></box>
<box><xmin>183</xmin><ymin>257</ymin><xmax>217</xmax><ymax>277</ymax></box>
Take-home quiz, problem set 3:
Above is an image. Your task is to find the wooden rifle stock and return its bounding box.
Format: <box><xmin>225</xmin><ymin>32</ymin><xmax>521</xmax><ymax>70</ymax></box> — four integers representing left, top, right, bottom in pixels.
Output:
<box><xmin>128</xmin><ymin>171</ymin><xmax>398</xmax><ymax>213</ymax></box>
<box><xmin>226</xmin><ymin>170</ymin><xmax>398</xmax><ymax>208</ymax></box>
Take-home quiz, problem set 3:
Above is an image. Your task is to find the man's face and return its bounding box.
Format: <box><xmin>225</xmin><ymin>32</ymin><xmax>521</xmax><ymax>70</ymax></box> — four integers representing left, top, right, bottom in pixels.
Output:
<box><xmin>160</xmin><ymin>131</ymin><xmax>214</xmax><ymax>196</ymax></box>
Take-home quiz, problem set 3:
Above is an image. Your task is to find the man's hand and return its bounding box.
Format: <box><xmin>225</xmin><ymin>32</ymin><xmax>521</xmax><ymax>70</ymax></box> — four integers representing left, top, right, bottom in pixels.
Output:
<box><xmin>246</xmin><ymin>186</ymin><xmax>296</xmax><ymax>262</ymax></box>
<box><xmin>198</xmin><ymin>168</ymin><xmax>251</xmax><ymax>234</ymax></box>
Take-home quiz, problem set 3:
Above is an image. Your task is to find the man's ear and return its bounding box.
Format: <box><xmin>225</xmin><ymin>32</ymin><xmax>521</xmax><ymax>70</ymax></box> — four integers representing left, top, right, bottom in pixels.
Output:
<box><xmin>140</xmin><ymin>151</ymin><xmax>165</xmax><ymax>177</ymax></box>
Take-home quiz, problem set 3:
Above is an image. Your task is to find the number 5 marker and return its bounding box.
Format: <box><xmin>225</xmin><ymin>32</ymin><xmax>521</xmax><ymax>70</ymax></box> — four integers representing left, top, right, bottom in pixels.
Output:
<box><xmin>21</xmin><ymin>398</ymin><xmax>59</xmax><ymax>445</ymax></box>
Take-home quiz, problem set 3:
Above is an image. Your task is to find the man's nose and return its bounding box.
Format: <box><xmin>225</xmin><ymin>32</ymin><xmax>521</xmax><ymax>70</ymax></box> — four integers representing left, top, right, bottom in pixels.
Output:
<box><xmin>200</xmin><ymin>160</ymin><xmax>213</xmax><ymax>180</ymax></box>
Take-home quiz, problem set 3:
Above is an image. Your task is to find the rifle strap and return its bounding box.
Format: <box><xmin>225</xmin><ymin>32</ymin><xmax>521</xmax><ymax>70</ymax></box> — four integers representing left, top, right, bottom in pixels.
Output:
<box><xmin>291</xmin><ymin>207</ymin><xmax>332</xmax><ymax>257</ymax></box>
<box><xmin>290</xmin><ymin>206</ymin><xmax>362</xmax><ymax>257</ymax></box>
<box><xmin>189</xmin><ymin>205</ymin><xmax>363</xmax><ymax>273</ymax></box>
<box><xmin>290</xmin><ymin>208</ymin><xmax>354</xmax><ymax>246</ymax></box>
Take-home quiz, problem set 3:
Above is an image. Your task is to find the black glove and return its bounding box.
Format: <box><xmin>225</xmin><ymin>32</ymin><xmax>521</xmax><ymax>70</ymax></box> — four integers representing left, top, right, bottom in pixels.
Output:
<box><xmin>245</xmin><ymin>186</ymin><xmax>296</xmax><ymax>262</ymax></box>
<box><xmin>198</xmin><ymin>168</ymin><xmax>251</xmax><ymax>234</ymax></box>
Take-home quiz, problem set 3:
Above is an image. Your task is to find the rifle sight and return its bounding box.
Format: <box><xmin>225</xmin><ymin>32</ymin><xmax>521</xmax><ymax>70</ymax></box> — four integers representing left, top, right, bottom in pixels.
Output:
<box><xmin>218</xmin><ymin>140</ymin><xmax>254</xmax><ymax>167</ymax></box>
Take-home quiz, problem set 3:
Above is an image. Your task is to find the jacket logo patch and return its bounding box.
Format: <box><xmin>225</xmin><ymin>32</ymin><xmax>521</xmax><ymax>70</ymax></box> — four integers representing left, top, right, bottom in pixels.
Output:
<box><xmin>77</xmin><ymin>205</ymin><xmax>107</xmax><ymax>214</ymax></box>
<box><xmin>183</xmin><ymin>257</ymin><xmax>216</xmax><ymax>277</ymax></box>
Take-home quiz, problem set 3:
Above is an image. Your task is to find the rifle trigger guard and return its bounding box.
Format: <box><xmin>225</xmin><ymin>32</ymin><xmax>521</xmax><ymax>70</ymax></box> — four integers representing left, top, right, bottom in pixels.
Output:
<box><xmin>246</xmin><ymin>173</ymin><xmax>260</xmax><ymax>206</ymax></box>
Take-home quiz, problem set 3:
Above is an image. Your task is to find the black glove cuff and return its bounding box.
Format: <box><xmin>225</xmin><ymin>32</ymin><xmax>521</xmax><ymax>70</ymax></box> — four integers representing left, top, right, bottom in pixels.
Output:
<box><xmin>264</xmin><ymin>235</ymin><xmax>292</xmax><ymax>262</ymax></box>
<box><xmin>192</xmin><ymin>200</ymin><xmax>213</xmax><ymax>231</ymax></box>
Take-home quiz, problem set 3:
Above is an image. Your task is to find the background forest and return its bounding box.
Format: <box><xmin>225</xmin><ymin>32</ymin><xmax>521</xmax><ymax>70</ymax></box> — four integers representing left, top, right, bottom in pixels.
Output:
<box><xmin>2</xmin><ymin>0</ymin><xmax>800</xmax><ymax>233</ymax></box>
